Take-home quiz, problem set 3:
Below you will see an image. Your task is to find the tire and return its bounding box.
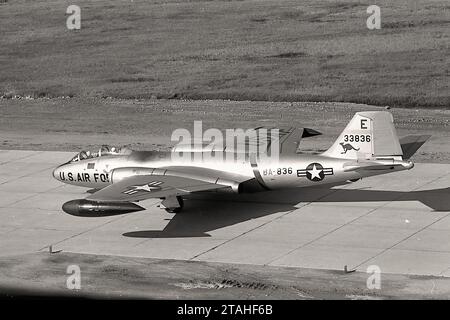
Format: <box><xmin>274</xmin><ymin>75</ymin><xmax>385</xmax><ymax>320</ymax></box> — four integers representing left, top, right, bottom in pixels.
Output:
<box><xmin>165</xmin><ymin>207</ymin><xmax>182</xmax><ymax>214</ymax></box>
<box><xmin>177</xmin><ymin>196</ymin><xmax>184</xmax><ymax>208</ymax></box>
<box><xmin>164</xmin><ymin>197</ymin><xmax>184</xmax><ymax>214</ymax></box>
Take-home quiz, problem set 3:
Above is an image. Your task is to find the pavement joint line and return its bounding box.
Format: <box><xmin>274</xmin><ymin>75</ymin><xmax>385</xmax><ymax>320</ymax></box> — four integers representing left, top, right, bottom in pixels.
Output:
<box><xmin>124</xmin><ymin>199</ymin><xmax>173</xmax><ymax>249</ymax></box>
<box><xmin>0</xmin><ymin>163</ymin><xmax>56</xmax><ymax>186</ymax></box>
<box><xmin>133</xmin><ymin>238</ymin><xmax>153</xmax><ymax>248</ymax></box>
<box><xmin>128</xmin><ymin>198</ymin><xmax>231</xmax><ymax>249</ymax></box>
<box><xmin>0</xmin><ymin>150</ymin><xmax>45</xmax><ymax>165</ymax></box>
<box><xmin>265</xmin><ymin>205</ymin><xmax>386</xmax><ymax>266</ymax></box>
<box><xmin>7</xmin><ymin>185</ymin><xmax>87</xmax><ymax>209</ymax></box>
<box><xmin>0</xmin><ymin>206</ymin><xmax>63</xmax><ymax>210</ymax></box>
<box><xmin>0</xmin><ymin>184</ymin><xmax>66</xmax><ymax>208</ymax></box>
<box><xmin>382</xmin><ymin>248</ymin><xmax>450</xmax><ymax>254</ymax></box>
<box><xmin>7</xmin><ymin>206</ymin><xmax>59</xmax><ymax>211</ymax></box>
<box><xmin>352</xmin><ymin>212</ymin><xmax>450</xmax><ymax>271</ymax></box>
<box><xmin>188</xmin><ymin>188</ymin><xmax>342</xmax><ymax>261</ymax></box>
<box><xmin>349</xmin><ymin>171</ymin><xmax>450</xmax><ymax>271</ymax></box>
<box><xmin>36</xmin><ymin>213</ymin><xmax>134</xmax><ymax>252</ymax></box>
<box><xmin>187</xmin><ymin>207</ymin><xmax>301</xmax><ymax>261</ymax></box>
<box><xmin>187</xmin><ymin>198</ymin><xmax>311</xmax><ymax>206</ymax></box>
<box><xmin>265</xmin><ymin>170</ymin><xmax>450</xmax><ymax>267</ymax></box>
<box><xmin>0</xmin><ymin>226</ymin><xmax>22</xmax><ymax>236</ymax></box>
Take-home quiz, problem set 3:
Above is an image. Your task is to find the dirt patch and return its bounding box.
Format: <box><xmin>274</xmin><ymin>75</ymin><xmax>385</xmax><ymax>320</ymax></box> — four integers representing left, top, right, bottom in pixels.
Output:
<box><xmin>0</xmin><ymin>252</ymin><xmax>448</xmax><ymax>299</ymax></box>
<box><xmin>0</xmin><ymin>97</ymin><xmax>449</xmax><ymax>163</ymax></box>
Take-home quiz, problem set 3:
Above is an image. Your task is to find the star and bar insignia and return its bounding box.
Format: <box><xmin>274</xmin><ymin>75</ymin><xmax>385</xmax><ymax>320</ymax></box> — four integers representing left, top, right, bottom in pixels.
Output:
<box><xmin>297</xmin><ymin>163</ymin><xmax>333</xmax><ymax>182</ymax></box>
<box><xmin>122</xmin><ymin>181</ymin><xmax>163</xmax><ymax>195</ymax></box>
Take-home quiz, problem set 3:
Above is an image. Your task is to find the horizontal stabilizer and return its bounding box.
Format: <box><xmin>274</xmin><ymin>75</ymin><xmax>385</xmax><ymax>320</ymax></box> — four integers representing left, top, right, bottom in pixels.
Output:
<box><xmin>302</xmin><ymin>128</ymin><xmax>322</xmax><ymax>138</ymax></box>
<box><xmin>343</xmin><ymin>161</ymin><xmax>403</xmax><ymax>172</ymax></box>
<box><xmin>399</xmin><ymin>135</ymin><xmax>431</xmax><ymax>159</ymax></box>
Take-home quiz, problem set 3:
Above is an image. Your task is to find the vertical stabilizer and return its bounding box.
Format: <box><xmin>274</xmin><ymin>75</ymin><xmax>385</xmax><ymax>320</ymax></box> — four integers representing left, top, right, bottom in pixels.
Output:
<box><xmin>322</xmin><ymin>111</ymin><xmax>403</xmax><ymax>159</ymax></box>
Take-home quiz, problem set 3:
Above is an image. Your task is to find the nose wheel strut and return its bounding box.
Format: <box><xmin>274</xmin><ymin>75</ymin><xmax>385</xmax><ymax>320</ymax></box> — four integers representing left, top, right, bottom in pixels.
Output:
<box><xmin>161</xmin><ymin>196</ymin><xmax>184</xmax><ymax>213</ymax></box>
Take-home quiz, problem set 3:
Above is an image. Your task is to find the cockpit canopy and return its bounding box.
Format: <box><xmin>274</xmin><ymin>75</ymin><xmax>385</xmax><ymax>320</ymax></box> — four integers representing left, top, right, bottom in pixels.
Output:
<box><xmin>70</xmin><ymin>145</ymin><xmax>132</xmax><ymax>162</ymax></box>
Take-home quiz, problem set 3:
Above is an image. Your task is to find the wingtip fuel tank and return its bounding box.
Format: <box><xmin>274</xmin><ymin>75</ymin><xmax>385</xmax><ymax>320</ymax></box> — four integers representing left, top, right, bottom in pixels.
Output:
<box><xmin>62</xmin><ymin>199</ymin><xmax>145</xmax><ymax>217</ymax></box>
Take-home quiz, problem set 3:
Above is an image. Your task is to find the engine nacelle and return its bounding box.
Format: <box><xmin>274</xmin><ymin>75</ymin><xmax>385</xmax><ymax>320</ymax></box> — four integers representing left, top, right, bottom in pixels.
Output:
<box><xmin>110</xmin><ymin>167</ymin><xmax>156</xmax><ymax>184</ymax></box>
<box><xmin>171</xmin><ymin>143</ymin><xmax>226</xmax><ymax>153</ymax></box>
<box><xmin>62</xmin><ymin>199</ymin><xmax>145</xmax><ymax>217</ymax></box>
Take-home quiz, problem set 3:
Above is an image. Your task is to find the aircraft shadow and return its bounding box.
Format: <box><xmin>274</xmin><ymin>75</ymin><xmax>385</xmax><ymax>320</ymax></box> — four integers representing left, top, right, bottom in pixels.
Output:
<box><xmin>122</xmin><ymin>186</ymin><xmax>450</xmax><ymax>239</ymax></box>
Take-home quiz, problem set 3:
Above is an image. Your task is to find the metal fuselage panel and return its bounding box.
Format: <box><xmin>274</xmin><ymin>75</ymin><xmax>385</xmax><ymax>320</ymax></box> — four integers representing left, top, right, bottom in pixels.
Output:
<box><xmin>53</xmin><ymin>150</ymin><xmax>405</xmax><ymax>191</ymax></box>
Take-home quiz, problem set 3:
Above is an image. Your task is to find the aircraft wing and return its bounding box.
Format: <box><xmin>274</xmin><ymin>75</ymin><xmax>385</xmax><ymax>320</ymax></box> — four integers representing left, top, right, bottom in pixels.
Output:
<box><xmin>87</xmin><ymin>175</ymin><xmax>230</xmax><ymax>202</ymax></box>
<box><xmin>87</xmin><ymin>168</ymin><xmax>249</xmax><ymax>202</ymax></box>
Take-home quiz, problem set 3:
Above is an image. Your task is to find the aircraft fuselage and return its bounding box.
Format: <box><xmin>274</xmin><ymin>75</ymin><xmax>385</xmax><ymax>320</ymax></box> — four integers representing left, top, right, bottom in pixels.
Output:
<box><xmin>53</xmin><ymin>150</ymin><xmax>412</xmax><ymax>192</ymax></box>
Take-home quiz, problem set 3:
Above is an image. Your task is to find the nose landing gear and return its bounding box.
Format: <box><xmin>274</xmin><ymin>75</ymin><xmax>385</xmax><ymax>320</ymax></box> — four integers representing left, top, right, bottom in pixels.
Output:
<box><xmin>161</xmin><ymin>196</ymin><xmax>184</xmax><ymax>213</ymax></box>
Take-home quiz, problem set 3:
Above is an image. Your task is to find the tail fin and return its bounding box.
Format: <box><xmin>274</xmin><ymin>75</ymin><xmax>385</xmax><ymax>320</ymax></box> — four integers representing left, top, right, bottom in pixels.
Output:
<box><xmin>322</xmin><ymin>111</ymin><xmax>403</xmax><ymax>160</ymax></box>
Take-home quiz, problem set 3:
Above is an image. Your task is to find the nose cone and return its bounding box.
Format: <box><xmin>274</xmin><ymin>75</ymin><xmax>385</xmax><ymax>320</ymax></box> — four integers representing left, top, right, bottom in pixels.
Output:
<box><xmin>62</xmin><ymin>200</ymin><xmax>80</xmax><ymax>215</ymax></box>
<box><xmin>52</xmin><ymin>165</ymin><xmax>62</xmax><ymax>180</ymax></box>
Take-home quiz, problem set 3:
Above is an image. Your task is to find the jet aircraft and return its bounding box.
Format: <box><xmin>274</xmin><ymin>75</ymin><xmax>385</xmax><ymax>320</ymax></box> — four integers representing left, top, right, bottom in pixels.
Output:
<box><xmin>53</xmin><ymin>111</ymin><xmax>430</xmax><ymax>216</ymax></box>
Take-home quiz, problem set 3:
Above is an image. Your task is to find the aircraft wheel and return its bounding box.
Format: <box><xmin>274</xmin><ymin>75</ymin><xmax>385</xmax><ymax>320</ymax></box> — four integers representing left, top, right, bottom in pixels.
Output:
<box><xmin>165</xmin><ymin>207</ymin><xmax>182</xmax><ymax>214</ymax></box>
<box><xmin>163</xmin><ymin>196</ymin><xmax>184</xmax><ymax>214</ymax></box>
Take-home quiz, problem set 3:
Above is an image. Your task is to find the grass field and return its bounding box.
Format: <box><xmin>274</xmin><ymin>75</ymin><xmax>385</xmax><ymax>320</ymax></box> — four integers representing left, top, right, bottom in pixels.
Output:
<box><xmin>0</xmin><ymin>0</ymin><xmax>449</xmax><ymax>108</ymax></box>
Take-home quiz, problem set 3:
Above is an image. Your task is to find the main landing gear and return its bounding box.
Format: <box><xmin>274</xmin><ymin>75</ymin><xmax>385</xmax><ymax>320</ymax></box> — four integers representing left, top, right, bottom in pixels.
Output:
<box><xmin>161</xmin><ymin>196</ymin><xmax>184</xmax><ymax>213</ymax></box>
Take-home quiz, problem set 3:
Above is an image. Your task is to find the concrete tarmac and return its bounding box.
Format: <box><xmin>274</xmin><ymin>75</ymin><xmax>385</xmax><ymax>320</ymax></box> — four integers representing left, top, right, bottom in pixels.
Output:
<box><xmin>0</xmin><ymin>150</ymin><xmax>449</xmax><ymax>278</ymax></box>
